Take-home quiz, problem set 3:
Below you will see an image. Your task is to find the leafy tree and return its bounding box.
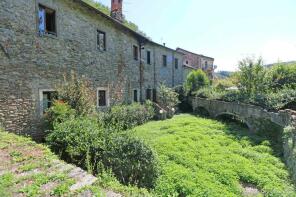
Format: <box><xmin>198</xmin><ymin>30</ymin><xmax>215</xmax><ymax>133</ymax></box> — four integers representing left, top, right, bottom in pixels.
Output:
<box><xmin>236</xmin><ymin>57</ymin><xmax>268</xmax><ymax>96</ymax></box>
<box><xmin>185</xmin><ymin>69</ymin><xmax>210</xmax><ymax>94</ymax></box>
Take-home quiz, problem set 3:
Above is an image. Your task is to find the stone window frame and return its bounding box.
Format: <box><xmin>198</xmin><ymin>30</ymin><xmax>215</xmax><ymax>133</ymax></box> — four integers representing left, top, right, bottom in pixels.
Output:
<box><xmin>132</xmin><ymin>89</ymin><xmax>140</xmax><ymax>103</ymax></box>
<box><xmin>39</xmin><ymin>89</ymin><xmax>56</xmax><ymax>116</ymax></box>
<box><xmin>36</xmin><ymin>2</ymin><xmax>58</xmax><ymax>37</ymax></box>
<box><xmin>97</xmin><ymin>87</ymin><xmax>110</xmax><ymax>108</ymax></box>
<box><xmin>97</xmin><ymin>30</ymin><xmax>106</xmax><ymax>51</ymax></box>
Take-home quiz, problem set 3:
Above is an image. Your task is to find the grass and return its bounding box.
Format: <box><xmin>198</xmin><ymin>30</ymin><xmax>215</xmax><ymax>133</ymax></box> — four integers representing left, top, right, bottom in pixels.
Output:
<box><xmin>133</xmin><ymin>114</ymin><xmax>296</xmax><ymax>197</ymax></box>
<box><xmin>0</xmin><ymin>130</ymin><xmax>149</xmax><ymax>197</ymax></box>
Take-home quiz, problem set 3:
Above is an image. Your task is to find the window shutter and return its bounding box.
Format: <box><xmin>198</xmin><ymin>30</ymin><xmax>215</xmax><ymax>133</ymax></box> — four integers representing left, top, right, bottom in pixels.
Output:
<box><xmin>38</xmin><ymin>8</ymin><xmax>45</xmax><ymax>36</ymax></box>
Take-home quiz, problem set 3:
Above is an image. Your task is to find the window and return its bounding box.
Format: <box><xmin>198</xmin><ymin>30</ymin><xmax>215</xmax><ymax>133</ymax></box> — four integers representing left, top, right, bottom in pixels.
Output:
<box><xmin>40</xmin><ymin>90</ymin><xmax>58</xmax><ymax>114</ymax></box>
<box><xmin>133</xmin><ymin>89</ymin><xmax>138</xmax><ymax>102</ymax></box>
<box><xmin>97</xmin><ymin>30</ymin><xmax>106</xmax><ymax>51</ymax></box>
<box><xmin>97</xmin><ymin>88</ymin><xmax>109</xmax><ymax>107</ymax></box>
<box><xmin>133</xmin><ymin>45</ymin><xmax>138</xmax><ymax>60</ymax></box>
<box><xmin>153</xmin><ymin>89</ymin><xmax>157</xmax><ymax>102</ymax></box>
<box><xmin>146</xmin><ymin>89</ymin><xmax>152</xmax><ymax>100</ymax></box>
<box><xmin>147</xmin><ymin>51</ymin><xmax>151</xmax><ymax>64</ymax></box>
<box><xmin>175</xmin><ymin>58</ymin><xmax>179</xmax><ymax>69</ymax></box>
<box><xmin>186</xmin><ymin>60</ymin><xmax>189</xmax><ymax>64</ymax></box>
<box><xmin>38</xmin><ymin>5</ymin><xmax>56</xmax><ymax>36</ymax></box>
<box><xmin>162</xmin><ymin>55</ymin><xmax>167</xmax><ymax>67</ymax></box>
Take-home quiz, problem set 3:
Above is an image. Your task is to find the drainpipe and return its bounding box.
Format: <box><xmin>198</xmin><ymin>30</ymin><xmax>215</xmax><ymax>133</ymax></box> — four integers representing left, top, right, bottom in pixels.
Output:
<box><xmin>138</xmin><ymin>39</ymin><xmax>147</xmax><ymax>103</ymax></box>
<box><xmin>172</xmin><ymin>51</ymin><xmax>175</xmax><ymax>87</ymax></box>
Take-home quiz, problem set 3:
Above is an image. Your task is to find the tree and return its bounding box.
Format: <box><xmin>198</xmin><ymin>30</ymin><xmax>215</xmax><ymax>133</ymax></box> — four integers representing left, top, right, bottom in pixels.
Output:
<box><xmin>237</xmin><ymin>57</ymin><xmax>268</xmax><ymax>96</ymax></box>
<box><xmin>185</xmin><ymin>69</ymin><xmax>210</xmax><ymax>95</ymax></box>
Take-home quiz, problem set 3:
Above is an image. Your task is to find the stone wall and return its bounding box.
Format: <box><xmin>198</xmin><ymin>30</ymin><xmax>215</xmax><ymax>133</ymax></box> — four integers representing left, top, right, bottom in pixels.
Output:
<box><xmin>283</xmin><ymin>111</ymin><xmax>296</xmax><ymax>183</ymax></box>
<box><xmin>0</xmin><ymin>0</ymin><xmax>184</xmax><ymax>138</ymax></box>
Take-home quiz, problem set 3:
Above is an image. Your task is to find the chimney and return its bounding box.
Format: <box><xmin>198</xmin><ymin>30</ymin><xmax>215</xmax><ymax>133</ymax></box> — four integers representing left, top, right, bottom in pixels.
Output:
<box><xmin>111</xmin><ymin>0</ymin><xmax>123</xmax><ymax>22</ymax></box>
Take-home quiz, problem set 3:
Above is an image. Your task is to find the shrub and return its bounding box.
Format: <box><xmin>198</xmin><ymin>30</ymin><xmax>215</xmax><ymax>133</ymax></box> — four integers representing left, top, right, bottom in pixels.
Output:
<box><xmin>103</xmin><ymin>134</ymin><xmax>159</xmax><ymax>188</ymax></box>
<box><xmin>268</xmin><ymin>63</ymin><xmax>296</xmax><ymax>91</ymax></box>
<box><xmin>46</xmin><ymin>117</ymin><xmax>105</xmax><ymax>173</ymax></box>
<box><xmin>46</xmin><ymin>116</ymin><xmax>159</xmax><ymax>189</ymax></box>
<box><xmin>185</xmin><ymin>69</ymin><xmax>210</xmax><ymax>95</ymax></box>
<box><xmin>98</xmin><ymin>102</ymin><xmax>154</xmax><ymax>131</ymax></box>
<box><xmin>158</xmin><ymin>85</ymin><xmax>179</xmax><ymax>117</ymax></box>
<box><xmin>44</xmin><ymin>101</ymin><xmax>76</xmax><ymax>130</ymax></box>
<box><xmin>57</xmin><ymin>74</ymin><xmax>96</xmax><ymax>116</ymax></box>
<box><xmin>174</xmin><ymin>86</ymin><xmax>192</xmax><ymax>112</ymax></box>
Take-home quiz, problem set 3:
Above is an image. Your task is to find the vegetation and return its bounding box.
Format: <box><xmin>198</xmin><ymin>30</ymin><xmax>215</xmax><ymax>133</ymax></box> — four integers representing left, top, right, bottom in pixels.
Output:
<box><xmin>98</xmin><ymin>101</ymin><xmax>155</xmax><ymax>131</ymax></box>
<box><xmin>56</xmin><ymin>74</ymin><xmax>96</xmax><ymax>116</ymax></box>
<box><xmin>46</xmin><ymin>101</ymin><xmax>158</xmax><ymax>189</ymax></box>
<box><xmin>133</xmin><ymin>114</ymin><xmax>296</xmax><ymax>196</ymax></box>
<box><xmin>0</xmin><ymin>130</ymin><xmax>150</xmax><ymax>196</ymax></box>
<box><xmin>194</xmin><ymin>58</ymin><xmax>296</xmax><ymax>110</ymax></box>
<box><xmin>185</xmin><ymin>69</ymin><xmax>210</xmax><ymax>94</ymax></box>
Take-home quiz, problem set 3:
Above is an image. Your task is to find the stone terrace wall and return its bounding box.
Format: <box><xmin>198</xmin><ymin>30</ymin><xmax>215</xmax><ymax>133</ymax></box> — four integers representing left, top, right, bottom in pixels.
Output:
<box><xmin>283</xmin><ymin>111</ymin><xmax>296</xmax><ymax>183</ymax></box>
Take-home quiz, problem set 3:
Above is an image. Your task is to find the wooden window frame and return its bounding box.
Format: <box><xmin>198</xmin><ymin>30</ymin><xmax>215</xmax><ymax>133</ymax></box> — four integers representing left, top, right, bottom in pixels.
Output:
<box><xmin>38</xmin><ymin>4</ymin><xmax>57</xmax><ymax>36</ymax></box>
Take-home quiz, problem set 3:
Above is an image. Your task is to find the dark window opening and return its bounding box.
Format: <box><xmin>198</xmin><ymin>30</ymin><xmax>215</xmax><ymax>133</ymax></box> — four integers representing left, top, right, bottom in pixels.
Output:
<box><xmin>42</xmin><ymin>91</ymin><xmax>58</xmax><ymax>113</ymax></box>
<box><xmin>147</xmin><ymin>51</ymin><xmax>151</xmax><ymax>64</ymax></box>
<box><xmin>146</xmin><ymin>89</ymin><xmax>152</xmax><ymax>100</ymax></box>
<box><xmin>186</xmin><ymin>60</ymin><xmax>189</xmax><ymax>64</ymax></box>
<box><xmin>97</xmin><ymin>30</ymin><xmax>106</xmax><ymax>51</ymax></box>
<box><xmin>153</xmin><ymin>89</ymin><xmax>157</xmax><ymax>102</ymax></box>
<box><xmin>162</xmin><ymin>55</ymin><xmax>167</xmax><ymax>67</ymax></box>
<box><xmin>38</xmin><ymin>5</ymin><xmax>56</xmax><ymax>36</ymax></box>
<box><xmin>175</xmin><ymin>58</ymin><xmax>179</xmax><ymax>69</ymax></box>
<box><xmin>98</xmin><ymin>90</ymin><xmax>107</xmax><ymax>106</ymax></box>
<box><xmin>133</xmin><ymin>90</ymin><xmax>138</xmax><ymax>102</ymax></box>
<box><xmin>133</xmin><ymin>45</ymin><xmax>138</xmax><ymax>60</ymax></box>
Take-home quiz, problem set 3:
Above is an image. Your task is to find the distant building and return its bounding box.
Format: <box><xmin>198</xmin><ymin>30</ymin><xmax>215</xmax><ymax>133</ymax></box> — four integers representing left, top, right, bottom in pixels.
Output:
<box><xmin>176</xmin><ymin>48</ymin><xmax>216</xmax><ymax>79</ymax></box>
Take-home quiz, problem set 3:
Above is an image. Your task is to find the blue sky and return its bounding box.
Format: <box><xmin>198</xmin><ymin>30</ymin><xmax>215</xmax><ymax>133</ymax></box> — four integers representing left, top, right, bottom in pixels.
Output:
<box><xmin>97</xmin><ymin>0</ymin><xmax>296</xmax><ymax>71</ymax></box>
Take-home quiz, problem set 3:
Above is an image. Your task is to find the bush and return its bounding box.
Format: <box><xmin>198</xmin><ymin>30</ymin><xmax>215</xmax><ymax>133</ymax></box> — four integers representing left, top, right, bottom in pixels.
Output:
<box><xmin>46</xmin><ymin>117</ymin><xmax>105</xmax><ymax>173</ymax></box>
<box><xmin>44</xmin><ymin>101</ymin><xmax>76</xmax><ymax>130</ymax></box>
<box><xmin>57</xmin><ymin>74</ymin><xmax>96</xmax><ymax>116</ymax></box>
<box><xmin>174</xmin><ymin>86</ymin><xmax>192</xmax><ymax>112</ymax></box>
<box><xmin>46</xmin><ymin>116</ymin><xmax>159</xmax><ymax>189</ymax></box>
<box><xmin>103</xmin><ymin>134</ymin><xmax>159</xmax><ymax>188</ymax></box>
<box><xmin>98</xmin><ymin>102</ymin><xmax>154</xmax><ymax>131</ymax></box>
<box><xmin>185</xmin><ymin>69</ymin><xmax>210</xmax><ymax>95</ymax></box>
<box><xmin>158</xmin><ymin>85</ymin><xmax>179</xmax><ymax>117</ymax></box>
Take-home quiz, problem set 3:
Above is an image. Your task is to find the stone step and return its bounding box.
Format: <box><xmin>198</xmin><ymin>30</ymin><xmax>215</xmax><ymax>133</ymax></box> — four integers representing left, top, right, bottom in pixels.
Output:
<box><xmin>69</xmin><ymin>174</ymin><xmax>97</xmax><ymax>191</ymax></box>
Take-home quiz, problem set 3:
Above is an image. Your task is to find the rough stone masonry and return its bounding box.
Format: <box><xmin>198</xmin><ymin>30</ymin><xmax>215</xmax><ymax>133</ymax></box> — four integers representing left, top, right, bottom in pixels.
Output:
<box><xmin>0</xmin><ymin>0</ymin><xmax>189</xmax><ymax>138</ymax></box>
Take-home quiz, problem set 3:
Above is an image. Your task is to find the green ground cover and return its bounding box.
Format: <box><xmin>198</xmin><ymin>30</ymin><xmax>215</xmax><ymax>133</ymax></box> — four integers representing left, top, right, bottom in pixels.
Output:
<box><xmin>133</xmin><ymin>114</ymin><xmax>296</xmax><ymax>196</ymax></box>
<box><xmin>0</xmin><ymin>131</ymin><xmax>149</xmax><ymax>197</ymax></box>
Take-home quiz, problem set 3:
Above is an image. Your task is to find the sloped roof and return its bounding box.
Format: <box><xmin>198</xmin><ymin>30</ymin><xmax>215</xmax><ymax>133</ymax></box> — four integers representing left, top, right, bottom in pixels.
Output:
<box><xmin>75</xmin><ymin>0</ymin><xmax>182</xmax><ymax>54</ymax></box>
<box><xmin>176</xmin><ymin>47</ymin><xmax>214</xmax><ymax>60</ymax></box>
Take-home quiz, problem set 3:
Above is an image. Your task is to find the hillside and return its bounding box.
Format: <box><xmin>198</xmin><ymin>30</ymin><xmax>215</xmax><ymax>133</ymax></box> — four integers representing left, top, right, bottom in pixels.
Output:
<box><xmin>133</xmin><ymin>114</ymin><xmax>296</xmax><ymax>196</ymax></box>
<box><xmin>0</xmin><ymin>131</ymin><xmax>147</xmax><ymax>197</ymax></box>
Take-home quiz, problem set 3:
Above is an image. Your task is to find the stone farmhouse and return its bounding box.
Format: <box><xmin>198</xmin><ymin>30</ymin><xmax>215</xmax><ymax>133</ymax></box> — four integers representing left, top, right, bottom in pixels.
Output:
<box><xmin>177</xmin><ymin>48</ymin><xmax>216</xmax><ymax>79</ymax></box>
<box><xmin>0</xmin><ymin>0</ymin><xmax>214</xmax><ymax>138</ymax></box>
